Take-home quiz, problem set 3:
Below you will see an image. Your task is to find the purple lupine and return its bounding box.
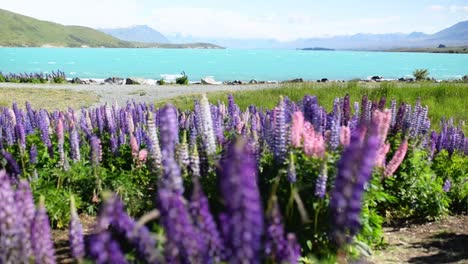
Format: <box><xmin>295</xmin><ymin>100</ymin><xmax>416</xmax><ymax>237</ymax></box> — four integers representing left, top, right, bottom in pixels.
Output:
<box><xmin>273</xmin><ymin>98</ymin><xmax>288</xmax><ymax>162</ymax></box>
<box><xmin>219</xmin><ymin>138</ymin><xmax>263</xmax><ymax>264</ymax></box>
<box><xmin>159</xmin><ymin>189</ymin><xmax>202</xmax><ymax>262</ymax></box>
<box><xmin>70</xmin><ymin>122</ymin><xmax>81</xmax><ymax>162</ymax></box>
<box><xmin>1</xmin><ymin>150</ymin><xmax>21</xmax><ymax>179</ymax></box>
<box><xmin>69</xmin><ymin>196</ymin><xmax>85</xmax><ymax>261</ymax></box>
<box><xmin>342</xmin><ymin>94</ymin><xmax>351</xmax><ymax>126</ymax></box>
<box><xmin>15</xmin><ymin>122</ymin><xmax>26</xmax><ymax>151</ymax></box>
<box><xmin>189</xmin><ymin>179</ymin><xmax>224</xmax><ymax>263</ymax></box>
<box><xmin>29</xmin><ymin>144</ymin><xmax>38</xmax><ymax>164</ymax></box>
<box><xmin>89</xmin><ymin>232</ymin><xmax>128</xmax><ymax>264</ymax></box>
<box><xmin>315</xmin><ymin>162</ymin><xmax>328</xmax><ymax>199</ymax></box>
<box><xmin>265</xmin><ymin>198</ymin><xmax>301</xmax><ymax>264</ymax></box>
<box><xmin>56</xmin><ymin>118</ymin><xmax>65</xmax><ymax>167</ymax></box>
<box><xmin>200</xmin><ymin>94</ymin><xmax>217</xmax><ymax>155</ymax></box>
<box><xmin>429</xmin><ymin>131</ymin><xmax>438</xmax><ymax>159</ymax></box>
<box><xmin>0</xmin><ymin>170</ymin><xmax>20</xmax><ymax>263</ymax></box>
<box><xmin>31</xmin><ymin>196</ymin><xmax>56</xmax><ymax>264</ymax></box>
<box><xmin>443</xmin><ymin>179</ymin><xmax>451</xmax><ymax>192</ymax></box>
<box><xmin>146</xmin><ymin>111</ymin><xmax>162</xmax><ymax>170</ymax></box>
<box><xmin>360</xmin><ymin>95</ymin><xmax>368</xmax><ymax>122</ymax></box>
<box><xmin>15</xmin><ymin>180</ymin><xmax>36</xmax><ymax>262</ymax></box>
<box><xmin>159</xmin><ymin>105</ymin><xmax>184</xmax><ymax>194</ymax></box>
<box><xmin>38</xmin><ymin>109</ymin><xmax>53</xmax><ymax>156</ymax></box>
<box><xmin>90</xmin><ymin>136</ymin><xmax>102</xmax><ymax>166</ymax></box>
<box><xmin>96</xmin><ymin>195</ymin><xmax>160</xmax><ymax>263</ymax></box>
<box><xmin>329</xmin><ymin>123</ymin><xmax>380</xmax><ymax>247</ymax></box>
<box><xmin>176</xmin><ymin>131</ymin><xmax>190</xmax><ymax>169</ymax></box>
<box><xmin>329</xmin><ymin>116</ymin><xmax>341</xmax><ymax>150</ymax></box>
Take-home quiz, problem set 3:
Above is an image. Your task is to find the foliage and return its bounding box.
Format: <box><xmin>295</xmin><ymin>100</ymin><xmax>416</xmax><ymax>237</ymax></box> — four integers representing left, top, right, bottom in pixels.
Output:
<box><xmin>176</xmin><ymin>72</ymin><xmax>189</xmax><ymax>85</ymax></box>
<box><xmin>413</xmin><ymin>68</ymin><xmax>430</xmax><ymax>81</ymax></box>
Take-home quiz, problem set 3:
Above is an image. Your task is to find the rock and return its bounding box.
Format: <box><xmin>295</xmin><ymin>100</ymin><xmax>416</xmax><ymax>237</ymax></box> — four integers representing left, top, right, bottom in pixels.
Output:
<box><xmin>104</xmin><ymin>77</ymin><xmax>125</xmax><ymax>85</ymax></box>
<box><xmin>438</xmin><ymin>44</ymin><xmax>446</xmax><ymax>48</ymax></box>
<box><xmin>201</xmin><ymin>76</ymin><xmax>222</xmax><ymax>85</ymax></box>
<box><xmin>462</xmin><ymin>75</ymin><xmax>468</xmax><ymax>82</ymax></box>
<box><xmin>321</xmin><ymin>78</ymin><xmax>329</xmax><ymax>83</ymax></box>
<box><xmin>285</xmin><ymin>78</ymin><xmax>303</xmax><ymax>83</ymax></box>
<box><xmin>249</xmin><ymin>79</ymin><xmax>258</xmax><ymax>84</ymax></box>
<box><xmin>125</xmin><ymin>77</ymin><xmax>145</xmax><ymax>85</ymax></box>
<box><xmin>371</xmin><ymin>76</ymin><xmax>383</xmax><ymax>82</ymax></box>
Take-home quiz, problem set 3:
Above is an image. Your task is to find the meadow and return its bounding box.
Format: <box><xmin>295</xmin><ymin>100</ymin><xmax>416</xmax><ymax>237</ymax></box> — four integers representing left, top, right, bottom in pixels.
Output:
<box><xmin>0</xmin><ymin>82</ymin><xmax>466</xmax><ymax>263</ymax></box>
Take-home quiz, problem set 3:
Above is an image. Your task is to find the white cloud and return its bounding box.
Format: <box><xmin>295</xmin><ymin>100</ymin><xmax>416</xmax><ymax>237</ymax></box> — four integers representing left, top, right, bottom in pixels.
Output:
<box><xmin>429</xmin><ymin>4</ymin><xmax>468</xmax><ymax>13</ymax></box>
<box><xmin>429</xmin><ymin>5</ymin><xmax>445</xmax><ymax>11</ymax></box>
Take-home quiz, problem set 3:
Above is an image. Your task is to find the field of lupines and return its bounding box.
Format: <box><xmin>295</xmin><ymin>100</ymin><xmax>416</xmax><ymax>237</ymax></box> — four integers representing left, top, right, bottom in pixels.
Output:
<box><xmin>0</xmin><ymin>93</ymin><xmax>467</xmax><ymax>263</ymax></box>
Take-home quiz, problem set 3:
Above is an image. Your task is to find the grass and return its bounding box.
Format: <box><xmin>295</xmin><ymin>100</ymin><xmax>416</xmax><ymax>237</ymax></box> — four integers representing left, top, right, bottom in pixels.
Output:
<box><xmin>0</xmin><ymin>88</ymin><xmax>99</xmax><ymax>110</ymax></box>
<box><xmin>157</xmin><ymin>82</ymin><xmax>468</xmax><ymax>131</ymax></box>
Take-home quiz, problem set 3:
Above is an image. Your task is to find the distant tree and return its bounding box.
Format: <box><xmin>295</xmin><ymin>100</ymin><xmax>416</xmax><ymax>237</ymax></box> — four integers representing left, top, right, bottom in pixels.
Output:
<box><xmin>413</xmin><ymin>69</ymin><xmax>429</xmax><ymax>81</ymax></box>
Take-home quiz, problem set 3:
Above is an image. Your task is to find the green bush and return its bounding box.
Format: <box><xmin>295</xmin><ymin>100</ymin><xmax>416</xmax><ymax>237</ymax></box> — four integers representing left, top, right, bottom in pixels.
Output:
<box><xmin>157</xmin><ymin>78</ymin><xmax>166</xmax><ymax>85</ymax></box>
<box><xmin>176</xmin><ymin>72</ymin><xmax>189</xmax><ymax>85</ymax></box>
<box><xmin>413</xmin><ymin>69</ymin><xmax>429</xmax><ymax>81</ymax></box>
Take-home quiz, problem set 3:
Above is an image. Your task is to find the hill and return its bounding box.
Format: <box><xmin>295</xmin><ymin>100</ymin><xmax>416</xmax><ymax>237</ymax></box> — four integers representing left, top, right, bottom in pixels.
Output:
<box><xmin>0</xmin><ymin>8</ymin><xmax>130</xmax><ymax>47</ymax></box>
<box><xmin>100</xmin><ymin>25</ymin><xmax>169</xmax><ymax>44</ymax></box>
<box><xmin>0</xmin><ymin>9</ymin><xmax>223</xmax><ymax>49</ymax></box>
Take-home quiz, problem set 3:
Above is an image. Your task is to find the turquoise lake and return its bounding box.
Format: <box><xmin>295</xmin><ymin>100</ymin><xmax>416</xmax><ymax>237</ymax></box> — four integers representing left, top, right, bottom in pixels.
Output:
<box><xmin>1</xmin><ymin>48</ymin><xmax>467</xmax><ymax>81</ymax></box>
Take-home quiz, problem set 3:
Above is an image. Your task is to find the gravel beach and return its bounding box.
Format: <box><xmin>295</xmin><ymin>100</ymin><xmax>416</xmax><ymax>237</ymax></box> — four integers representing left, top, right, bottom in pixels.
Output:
<box><xmin>0</xmin><ymin>82</ymin><xmax>281</xmax><ymax>107</ymax></box>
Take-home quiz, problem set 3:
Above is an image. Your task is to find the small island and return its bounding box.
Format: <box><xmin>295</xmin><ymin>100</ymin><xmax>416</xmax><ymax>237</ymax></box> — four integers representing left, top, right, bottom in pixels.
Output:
<box><xmin>299</xmin><ymin>47</ymin><xmax>335</xmax><ymax>51</ymax></box>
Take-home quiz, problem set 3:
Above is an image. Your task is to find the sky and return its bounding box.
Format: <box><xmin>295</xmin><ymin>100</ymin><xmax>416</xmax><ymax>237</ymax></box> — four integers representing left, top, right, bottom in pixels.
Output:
<box><xmin>2</xmin><ymin>0</ymin><xmax>468</xmax><ymax>41</ymax></box>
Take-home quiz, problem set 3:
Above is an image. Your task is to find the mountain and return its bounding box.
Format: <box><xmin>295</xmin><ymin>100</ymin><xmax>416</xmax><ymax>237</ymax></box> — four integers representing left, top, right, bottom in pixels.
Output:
<box><xmin>0</xmin><ymin>8</ymin><xmax>130</xmax><ymax>47</ymax></box>
<box><xmin>429</xmin><ymin>21</ymin><xmax>468</xmax><ymax>41</ymax></box>
<box><xmin>100</xmin><ymin>25</ymin><xmax>170</xmax><ymax>44</ymax></box>
<box><xmin>0</xmin><ymin>9</ymin><xmax>223</xmax><ymax>49</ymax></box>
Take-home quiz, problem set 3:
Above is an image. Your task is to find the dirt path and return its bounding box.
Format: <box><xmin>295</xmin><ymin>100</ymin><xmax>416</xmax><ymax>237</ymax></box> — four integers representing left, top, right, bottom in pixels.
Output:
<box><xmin>370</xmin><ymin>215</ymin><xmax>468</xmax><ymax>263</ymax></box>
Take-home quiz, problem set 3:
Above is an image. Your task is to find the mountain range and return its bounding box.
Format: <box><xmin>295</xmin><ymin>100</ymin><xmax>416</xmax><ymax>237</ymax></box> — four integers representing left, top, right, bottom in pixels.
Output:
<box><xmin>100</xmin><ymin>25</ymin><xmax>170</xmax><ymax>44</ymax></box>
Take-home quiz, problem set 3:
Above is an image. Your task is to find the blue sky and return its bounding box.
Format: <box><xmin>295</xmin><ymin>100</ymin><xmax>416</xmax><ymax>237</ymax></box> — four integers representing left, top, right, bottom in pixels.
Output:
<box><xmin>2</xmin><ymin>0</ymin><xmax>468</xmax><ymax>40</ymax></box>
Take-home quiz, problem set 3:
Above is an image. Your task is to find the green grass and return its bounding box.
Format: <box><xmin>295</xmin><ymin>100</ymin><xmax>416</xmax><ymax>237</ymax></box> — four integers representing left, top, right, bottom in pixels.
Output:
<box><xmin>0</xmin><ymin>88</ymin><xmax>99</xmax><ymax>110</ymax></box>
<box><xmin>157</xmin><ymin>82</ymin><xmax>468</xmax><ymax>131</ymax></box>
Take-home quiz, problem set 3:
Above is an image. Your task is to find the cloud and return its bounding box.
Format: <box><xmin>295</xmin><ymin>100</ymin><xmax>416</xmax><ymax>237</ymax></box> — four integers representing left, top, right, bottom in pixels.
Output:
<box><xmin>429</xmin><ymin>5</ymin><xmax>444</xmax><ymax>11</ymax></box>
<box><xmin>428</xmin><ymin>4</ymin><xmax>468</xmax><ymax>13</ymax></box>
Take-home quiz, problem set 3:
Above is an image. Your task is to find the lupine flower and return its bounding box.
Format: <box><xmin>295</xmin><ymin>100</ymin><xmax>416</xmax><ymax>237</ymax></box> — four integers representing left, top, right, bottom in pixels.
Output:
<box><xmin>56</xmin><ymin>118</ymin><xmax>65</xmax><ymax>167</ymax></box>
<box><xmin>2</xmin><ymin>150</ymin><xmax>21</xmax><ymax>179</ymax></box>
<box><xmin>189</xmin><ymin>179</ymin><xmax>224</xmax><ymax>263</ymax></box>
<box><xmin>189</xmin><ymin>142</ymin><xmax>201</xmax><ymax>178</ymax></box>
<box><xmin>31</xmin><ymin>196</ymin><xmax>56</xmax><ymax>264</ymax></box>
<box><xmin>95</xmin><ymin>195</ymin><xmax>160</xmax><ymax>263</ymax></box>
<box><xmin>265</xmin><ymin>197</ymin><xmax>300</xmax><ymax>264</ymax></box>
<box><xmin>219</xmin><ymin>138</ymin><xmax>263</xmax><ymax>264</ymax></box>
<box><xmin>70</xmin><ymin>122</ymin><xmax>81</xmax><ymax>162</ymax></box>
<box><xmin>130</xmin><ymin>133</ymin><xmax>139</xmax><ymax>159</ymax></box>
<box><xmin>200</xmin><ymin>94</ymin><xmax>217</xmax><ymax>155</ymax></box>
<box><xmin>287</xmin><ymin>152</ymin><xmax>297</xmax><ymax>183</ymax></box>
<box><xmin>291</xmin><ymin>111</ymin><xmax>304</xmax><ymax>147</ymax></box>
<box><xmin>69</xmin><ymin>195</ymin><xmax>85</xmax><ymax>261</ymax></box>
<box><xmin>384</xmin><ymin>139</ymin><xmax>409</xmax><ymax>177</ymax></box>
<box><xmin>146</xmin><ymin>111</ymin><xmax>162</xmax><ymax>170</ymax></box>
<box><xmin>315</xmin><ymin>162</ymin><xmax>328</xmax><ymax>199</ymax></box>
<box><xmin>303</xmin><ymin>122</ymin><xmax>326</xmax><ymax>158</ymax></box>
<box><xmin>329</xmin><ymin>116</ymin><xmax>341</xmax><ymax>150</ymax></box>
<box><xmin>29</xmin><ymin>144</ymin><xmax>38</xmax><ymax>165</ymax></box>
<box><xmin>273</xmin><ymin>99</ymin><xmax>288</xmax><ymax>162</ymax></box>
<box><xmin>15</xmin><ymin>122</ymin><xmax>26</xmax><ymax>151</ymax></box>
<box><xmin>159</xmin><ymin>105</ymin><xmax>184</xmax><ymax>194</ymax></box>
<box><xmin>443</xmin><ymin>179</ymin><xmax>451</xmax><ymax>192</ymax></box>
<box><xmin>340</xmin><ymin>125</ymin><xmax>351</xmax><ymax>147</ymax></box>
<box><xmin>0</xmin><ymin>170</ymin><xmax>20</xmax><ymax>263</ymax></box>
<box><xmin>89</xmin><ymin>232</ymin><xmax>128</xmax><ymax>264</ymax></box>
<box><xmin>90</xmin><ymin>136</ymin><xmax>102</xmax><ymax>166</ymax></box>
<box><xmin>15</xmin><ymin>180</ymin><xmax>36</xmax><ymax>262</ymax></box>
<box><xmin>159</xmin><ymin>189</ymin><xmax>202</xmax><ymax>262</ymax></box>
<box><xmin>342</xmin><ymin>94</ymin><xmax>351</xmax><ymax>126</ymax></box>
<box><xmin>329</xmin><ymin>124</ymin><xmax>379</xmax><ymax>247</ymax></box>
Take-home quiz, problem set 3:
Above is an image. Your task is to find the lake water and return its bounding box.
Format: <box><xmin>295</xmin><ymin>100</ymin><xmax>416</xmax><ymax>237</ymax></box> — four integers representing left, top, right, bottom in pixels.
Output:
<box><xmin>1</xmin><ymin>48</ymin><xmax>467</xmax><ymax>81</ymax></box>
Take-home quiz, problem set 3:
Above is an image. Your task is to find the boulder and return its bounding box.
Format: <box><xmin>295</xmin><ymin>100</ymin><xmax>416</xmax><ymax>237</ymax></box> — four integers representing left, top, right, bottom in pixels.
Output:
<box><xmin>321</xmin><ymin>78</ymin><xmax>329</xmax><ymax>83</ymax></box>
<box><xmin>249</xmin><ymin>79</ymin><xmax>258</xmax><ymax>84</ymax></box>
<box><xmin>125</xmin><ymin>77</ymin><xmax>145</xmax><ymax>85</ymax></box>
<box><xmin>371</xmin><ymin>76</ymin><xmax>383</xmax><ymax>82</ymax></box>
<box><xmin>104</xmin><ymin>77</ymin><xmax>125</xmax><ymax>85</ymax></box>
<box><xmin>201</xmin><ymin>76</ymin><xmax>222</xmax><ymax>85</ymax></box>
<box><xmin>285</xmin><ymin>78</ymin><xmax>303</xmax><ymax>83</ymax></box>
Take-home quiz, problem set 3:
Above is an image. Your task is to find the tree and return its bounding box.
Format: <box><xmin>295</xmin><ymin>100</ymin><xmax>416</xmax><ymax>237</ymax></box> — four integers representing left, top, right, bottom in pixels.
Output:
<box><xmin>413</xmin><ymin>69</ymin><xmax>429</xmax><ymax>81</ymax></box>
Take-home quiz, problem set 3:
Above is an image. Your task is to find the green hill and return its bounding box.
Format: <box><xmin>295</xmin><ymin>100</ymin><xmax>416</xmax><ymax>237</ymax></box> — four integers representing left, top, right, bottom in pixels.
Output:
<box><xmin>0</xmin><ymin>9</ymin><xmax>224</xmax><ymax>49</ymax></box>
<box><xmin>0</xmin><ymin>9</ymin><xmax>132</xmax><ymax>47</ymax></box>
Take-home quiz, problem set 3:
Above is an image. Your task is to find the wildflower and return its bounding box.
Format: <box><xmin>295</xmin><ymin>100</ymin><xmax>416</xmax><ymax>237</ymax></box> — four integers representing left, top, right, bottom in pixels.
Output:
<box><xmin>384</xmin><ymin>140</ymin><xmax>409</xmax><ymax>177</ymax></box>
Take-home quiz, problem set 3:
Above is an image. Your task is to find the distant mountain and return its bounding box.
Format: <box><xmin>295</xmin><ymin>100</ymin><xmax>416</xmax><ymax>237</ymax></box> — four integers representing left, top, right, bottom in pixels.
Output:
<box><xmin>100</xmin><ymin>25</ymin><xmax>170</xmax><ymax>44</ymax></box>
<box><xmin>429</xmin><ymin>21</ymin><xmax>468</xmax><ymax>41</ymax></box>
<box><xmin>0</xmin><ymin>8</ymin><xmax>130</xmax><ymax>47</ymax></box>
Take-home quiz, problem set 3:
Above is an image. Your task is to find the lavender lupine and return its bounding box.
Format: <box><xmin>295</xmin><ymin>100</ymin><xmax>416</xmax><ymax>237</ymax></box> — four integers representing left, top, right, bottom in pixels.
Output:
<box><xmin>159</xmin><ymin>105</ymin><xmax>184</xmax><ymax>194</ymax></box>
<box><xmin>146</xmin><ymin>111</ymin><xmax>162</xmax><ymax>170</ymax></box>
<box><xmin>2</xmin><ymin>150</ymin><xmax>21</xmax><ymax>179</ymax></box>
<box><xmin>287</xmin><ymin>152</ymin><xmax>297</xmax><ymax>183</ymax></box>
<box><xmin>69</xmin><ymin>196</ymin><xmax>85</xmax><ymax>262</ymax></box>
<box><xmin>273</xmin><ymin>98</ymin><xmax>288</xmax><ymax>162</ymax></box>
<box><xmin>315</xmin><ymin>162</ymin><xmax>328</xmax><ymax>199</ymax></box>
<box><xmin>70</xmin><ymin>122</ymin><xmax>81</xmax><ymax>162</ymax></box>
<box><xmin>329</xmin><ymin>123</ymin><xmax>380</xmax><ymax>247</ymax></box>
<box><xmin>200</xmin><ymin>94</ymin><xmax>217</xmax><ymax>155</ymax></box>
<box><xmin>176</xmin><ymin>131</ymin><xmax>190</xmax><ymax>169</ymax></box>
<box><xmin>29</xmin><ymin>144</ymin><xmax>38</xmax><ymax>164</ymax></box>
<box><xmin>443</xmin><ymin>179</ymin><xmax>452</xmax><ymax>192</ymax></box>
<box><xmin>90</xmin><ymin>136</ymin><xmax>102</xmax><ymax>166</ymax></box>
<box><xmin>31</xmin><ymin>196</ymin><xmax>56</xmax><ymax>264</ymax></box>
<box><xmin>189</xmin><ymin>142</ymin><xmax>201</xmax><ymax>178</ymax></box>
<box><xmin>56</xmin><ymin>118</ymin><xmax>65</xmax><ymax>167</ymax></box>
<box><xmin>159</xmin><ymin>189</ymin><xmax>202</xmax><ymax>262</ymax></box>
<box><xmin>0</xmin><ymin>170</ymin><xmax>20</xmax><ymax>263</ymax></box>
<box><xmin>219</xmin><ymin>138</ymin><xmax>263</xmax><ymax>264</ymax></box>
<box><xmin>89</xmin><ymin>232</ymin><xmax>128</xmax><ymax>264</ymax></box>
<box><xmin>38</xmin><ymin>109</ymin><xmax>53</xmax><ymax>156</ymax></box>
<box><xmin>95</xmin><ymin>195</ymin><xmax>160</xmax><ymax>263</ymax></box>
<box><xmin>265</xmin><ymin>197</ymin><xmax>301</xmax><ymax>264</ymax></box>
<box><xmin>15</xmin><ymin>122</ymin><xmax>26</xmax><ymax>151</ymax></box>
<box><xmin>189</xmin><ymin>179</ymin><xmax>224</xmax><ymax>263</ymax></box>
<box><xmin>15</xmin><ymin>180</ymin><xmax>36</xmax><ymax>262</ymax></box>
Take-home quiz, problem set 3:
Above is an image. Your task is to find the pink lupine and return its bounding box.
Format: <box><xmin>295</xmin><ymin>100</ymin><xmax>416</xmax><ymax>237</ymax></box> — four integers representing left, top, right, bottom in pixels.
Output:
<box><xmin>339</xmin><ymin>126</ymin><xmax>351</xmax><ymax>147</ymax></box>
<box><xmin>291</xmin><ymin>111</ymin><xmax>304</xmax><ymax>147</ymax></box>
<box><xmin>130</xmin><ymin>134</ymin><xmax>139</xmax><ymax>159</ymax></box>
<box><xmin>303</xmin><ymin>122</ymin><xmax>316</xmax><ymax>156</ymax></box>
<box><xmin>384</xmin><ymin>140</ymin><xmax>408</xmax><ymax>177</ymax></box>
<box><xmin>375</xmin><ymin>143</ymin><xmax>390</xmax><ymax>168</ymax></box>
<box><xmin>138</xmin><ymin>149</ymin><xmax>148</xmax><ymax>163</ymax></box>
<box><xmin>373</xmin><ymin>109</ymin><xmax>392</xmax><ymax>147</ymax></box>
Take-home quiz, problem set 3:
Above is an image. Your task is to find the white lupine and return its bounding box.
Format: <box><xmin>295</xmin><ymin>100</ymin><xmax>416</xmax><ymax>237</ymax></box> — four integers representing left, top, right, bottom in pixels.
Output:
<box><xmin>147</xmin><ymin>112</ymin><xmax>162</xmax><ymax>169</ymax></box>
<box><xmin>200</xmin><ymin>94</ymin><xmax>217</xmax><ymax>155</ymax></box>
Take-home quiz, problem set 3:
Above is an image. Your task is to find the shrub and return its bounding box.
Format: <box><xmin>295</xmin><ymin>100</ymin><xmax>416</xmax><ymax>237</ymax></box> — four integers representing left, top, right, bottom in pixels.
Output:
<box><xmin>157</xmin><ymin>78</ymin><xmax>166</xmax><ymax>85</ymax></box>
<box><xmin>0</xmin><ymin>73</ymin><xmax>5</xmax><ymax>82</ymax></box>
<box><xmin>176</xmin><ymin>72</ymin><xmax>189</xmax><ymax>85</ymax></box>
<box><xmin>413</xmin><ymin>69</ymin><xmax>429</xmax><ymax>81</ymax></box>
